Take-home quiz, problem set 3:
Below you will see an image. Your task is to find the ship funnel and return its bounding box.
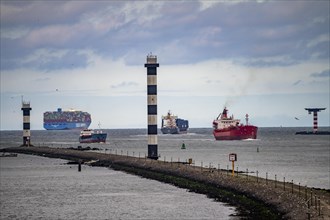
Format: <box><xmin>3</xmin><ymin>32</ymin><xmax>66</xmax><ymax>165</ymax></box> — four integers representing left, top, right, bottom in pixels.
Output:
<box><xmin>245</xmin><ymin>114</ymin><xmax>249</xmax><ymax>125</ymax></box>
<box><xmin>220</xmin><ymin>107</ymin><xmax>228</xmax><ymax>119</ymax></box>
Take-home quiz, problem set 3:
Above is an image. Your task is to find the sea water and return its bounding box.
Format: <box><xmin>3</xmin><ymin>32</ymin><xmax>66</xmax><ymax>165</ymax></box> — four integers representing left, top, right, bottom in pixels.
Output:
<box><xmin>0</xmin><ymin>154</ymin><xmax>237</xmax><ymax>219</ymax></box>
<box><xmin>2</xmin><ymin>127</ymin><xmax>327</xmax><ymax>188</ymax></box>
<box><xmin>0</xmin><ymin>127</ymin><xmax>329</xmax><ymax>219</ymax></box>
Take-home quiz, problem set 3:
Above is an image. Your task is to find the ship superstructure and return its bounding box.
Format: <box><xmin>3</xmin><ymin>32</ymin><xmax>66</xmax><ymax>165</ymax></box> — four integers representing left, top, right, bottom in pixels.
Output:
<box><xmin>43</xmin><ymin>108</ymin><xmax>91</xmax><ymax>130</ymax></box>
<box><xmin>79</xmin><ymin>129</ymin><xmax>107</xmax><ymax>143</ymax></box>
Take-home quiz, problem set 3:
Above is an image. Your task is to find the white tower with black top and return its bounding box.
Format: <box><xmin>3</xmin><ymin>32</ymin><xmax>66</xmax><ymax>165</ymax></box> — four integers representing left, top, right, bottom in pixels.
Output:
<box><xmin>144</xmin><ymin>54</ymin><xmax>159</xmax><ymax>160</ymax></box>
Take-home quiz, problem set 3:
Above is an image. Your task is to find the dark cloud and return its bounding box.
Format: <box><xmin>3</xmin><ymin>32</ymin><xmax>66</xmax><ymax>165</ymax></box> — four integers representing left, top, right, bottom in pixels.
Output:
<box><xmin>194</xmin><ymin>1</ymin><xmax>329</xmax><ymax>60</ymax></box>
<box><xmin>1</xmin><ymin>48</ymin><xmax>88</xmax><ymax>71</ymax></box>
<box><xmin>1</xmin><ymin>1</ymin><xmax>329</xmax><ymax>70</ymax></box>
<box><xmin>0</xmin><ymin>60</ymin><xmax>16</xmax><ymax>70</ymax></box>
<box><xmin>34</xmin><ymin>51</ymin><xmax>89</xmax><ymax>71</ymax></box>
<box><xmin>0</xmin><ymin>1</ymin><xmax>112</xmax><ymax>28</ymax></box>
<box><xmin>310</xmin><ymin>69</ymin><xmax>330</xmax><ymax>78</ymax></box>
<box><xmin>0</xmin><ymin>38</ymin><xmax>32</xmax><ymax>70</ymax></box>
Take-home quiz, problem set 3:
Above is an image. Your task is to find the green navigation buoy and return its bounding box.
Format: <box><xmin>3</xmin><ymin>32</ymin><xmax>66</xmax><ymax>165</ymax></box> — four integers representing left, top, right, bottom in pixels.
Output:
<box><xmin>181</xmin><ymin>142</ymin><xmax>186</xmax><ymax>149</ymax></box>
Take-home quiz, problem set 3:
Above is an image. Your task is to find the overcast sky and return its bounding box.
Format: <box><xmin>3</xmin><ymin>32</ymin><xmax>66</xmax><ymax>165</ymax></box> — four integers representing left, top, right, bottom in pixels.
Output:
<box><xmin>1</xmin><ymin>0</ymin><xmax>329</xmax><ymax>130</ymax></box>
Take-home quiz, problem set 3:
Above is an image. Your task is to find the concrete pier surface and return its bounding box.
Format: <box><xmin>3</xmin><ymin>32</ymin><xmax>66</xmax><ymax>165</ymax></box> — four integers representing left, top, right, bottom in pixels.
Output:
<box><xmin>1</xmin><ymin>146</ymin><xmax>329</xmax><ymax>219</ymax></box>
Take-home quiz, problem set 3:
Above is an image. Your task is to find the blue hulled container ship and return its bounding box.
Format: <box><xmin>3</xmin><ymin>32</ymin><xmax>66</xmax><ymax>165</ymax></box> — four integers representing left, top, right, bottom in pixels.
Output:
<box><xmin>43</xmin><ymin>108</ymin><xmax>91</xmax><ymax>130</ymax></box>
<box><xmin>161</xmin><ymin>111</ymin><xmax>189</xmax><ymax>134</ymax></box>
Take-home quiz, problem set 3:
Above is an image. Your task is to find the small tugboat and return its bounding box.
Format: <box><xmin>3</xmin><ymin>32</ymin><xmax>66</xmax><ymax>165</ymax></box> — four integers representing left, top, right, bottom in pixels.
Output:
<box><xmin>161</xmin><ymin>111</ymin><xmax>189</xmax><ymax>134</ymax></box>
<box><xmin>79</xmin><ymin>123</ymin><xmax>107</xmax><ymax>143</ymax></box>
<box><xmin>212</xmin><ymin>107</ymin><xmax>258</xmax><ymax>140</ymax></box>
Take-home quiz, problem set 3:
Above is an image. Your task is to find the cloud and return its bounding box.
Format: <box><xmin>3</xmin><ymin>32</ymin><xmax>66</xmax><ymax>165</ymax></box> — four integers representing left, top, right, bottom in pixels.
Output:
<box><xmin>23</xmin><ymin>25</ymin><xmax>80</xmax><ymax>48</ymax></box>
<box><xmin>292</xmin><ymin>80</ymin><xmax>302</xmax><ymax>86</ymax></box>
<box><xmin>310</xmin><ymin>69</ymin><xmax>330</xmax><ymax>78</ymax></box>
<box><xmin>205</xmin><ymin>80</ymin><xmax>221</xmax><ymax>84</ymax></box>
<box><xmin>237</xmin><ymin>57</ymin><xmax>298</xmax><ymax>67</ymax></box>
<box><xmin>307</xmin><ymin>34</ymin><xmax>329</xmax><ymax>48</ymax></box>
<box><xmin>0</xmin><ymin>1</ymin><xmax>108</xmax><ymax>27</ymax></box>
<box><xmin>1</xmin><ymin>48</ymin><xmax>89</xmax><ymax>71</ymax></box>
<box><xmin>31</xmin><ymin>50</ymin><xmax>88</xmax><ymax>71</ymax></box>
<box><xmin>34</xmin><ymin>77</ymin><xmax>51</xmax><ymax>82</ymax></box>
<box><xmin>0</xmin><ymin>1</ymin><xmax>329</xmax><ymax>130</ymax></box>
<box><xmin>1</xmin><ymin>1</ymin><xmax>329</xmax><ymax>70</ymax></box>
<box><xmin>111</xmin><ymin>81</ymin><xmax>139</xmax><ymax>89</ymax></box>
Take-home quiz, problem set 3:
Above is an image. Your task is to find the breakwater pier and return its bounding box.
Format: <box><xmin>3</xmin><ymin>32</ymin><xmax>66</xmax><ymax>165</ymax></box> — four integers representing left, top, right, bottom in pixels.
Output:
<box><xmin>1</xmin><ymin>146</ymin><xmax>329</xmax><ymax>219</ymax></box>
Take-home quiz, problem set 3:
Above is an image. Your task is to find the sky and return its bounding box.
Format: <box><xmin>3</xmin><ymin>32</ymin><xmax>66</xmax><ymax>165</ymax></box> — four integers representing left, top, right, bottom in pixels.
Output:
<box><xmin>1</xmin><ymin>0</ymin><xmax>329</xmax><ymax>130</ymax></box>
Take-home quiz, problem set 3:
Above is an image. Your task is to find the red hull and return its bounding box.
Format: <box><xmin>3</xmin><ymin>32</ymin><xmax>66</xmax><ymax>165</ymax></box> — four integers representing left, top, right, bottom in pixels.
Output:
<box><xmin>213</xmin><ymin>125</ymin><xmax>258</xmax><ymax>140</ymax></box>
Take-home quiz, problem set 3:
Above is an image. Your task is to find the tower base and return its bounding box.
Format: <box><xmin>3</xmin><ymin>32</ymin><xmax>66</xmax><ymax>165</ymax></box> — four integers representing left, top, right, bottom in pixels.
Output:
<box><xmin>22</xmin><ymin>137</ymin><xmax>32</xmax><ymax>146</ymax></box>
<box><xmin>295</xmin><ymin>131</ymin><xmax>330</xmax><ymax>135</ymax></box>
<box><xmin>147</xmin><ymin>145</ymin><xmax>159</xmax><ymax>160</ymax></box>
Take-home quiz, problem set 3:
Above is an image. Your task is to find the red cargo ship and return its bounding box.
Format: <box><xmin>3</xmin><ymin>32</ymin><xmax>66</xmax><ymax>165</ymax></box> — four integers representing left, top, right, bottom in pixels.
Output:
<box><xmin>212</xmin><ymin>107</ymin><xmax>258</xmax><ymax>140</ymax></box>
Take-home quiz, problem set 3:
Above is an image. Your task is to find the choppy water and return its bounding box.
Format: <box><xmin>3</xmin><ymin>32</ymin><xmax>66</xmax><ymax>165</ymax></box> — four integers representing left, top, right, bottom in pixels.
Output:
<box><xmin>1</xmin><ymin>127</ymin><xmax>329</xmax><ymax>219</ymax></box>
<box><xmin>0</xmin><ymin>154</ymin><xmax>236</xmax><ymax>219</ymax></box>
<box><xmin>1</xmin><ymin>127</ymin><xmax>329</xmax><ymax>188</ymax></box>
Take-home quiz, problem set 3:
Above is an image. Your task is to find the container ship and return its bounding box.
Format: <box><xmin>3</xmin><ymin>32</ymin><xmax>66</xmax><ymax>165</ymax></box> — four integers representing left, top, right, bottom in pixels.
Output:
<box><xmin>79</xmin><ymin>129</ymin><xmax>107</xmax><ymax>143</ymax></box>
<box><xmin>212</xmin><ymin>107</ymin><xmax>258</xmax><ymax>140</ymax></box>
<box><xmin>43</xmin><ymin>108</ymin><xmax>91</xmax><ymax>130</ymax></box>
<box><xmin>161</xmin><ymin>111</ymin><xmax>189</xmax><ymax>134</ymax></box>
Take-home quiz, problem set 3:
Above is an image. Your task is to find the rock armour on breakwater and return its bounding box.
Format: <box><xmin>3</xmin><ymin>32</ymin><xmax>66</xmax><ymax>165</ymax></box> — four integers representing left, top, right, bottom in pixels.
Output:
<box><xmin>1</xmin><ymin>146</ymin><xmax>329</xmax><ymax>219</ymax></box>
